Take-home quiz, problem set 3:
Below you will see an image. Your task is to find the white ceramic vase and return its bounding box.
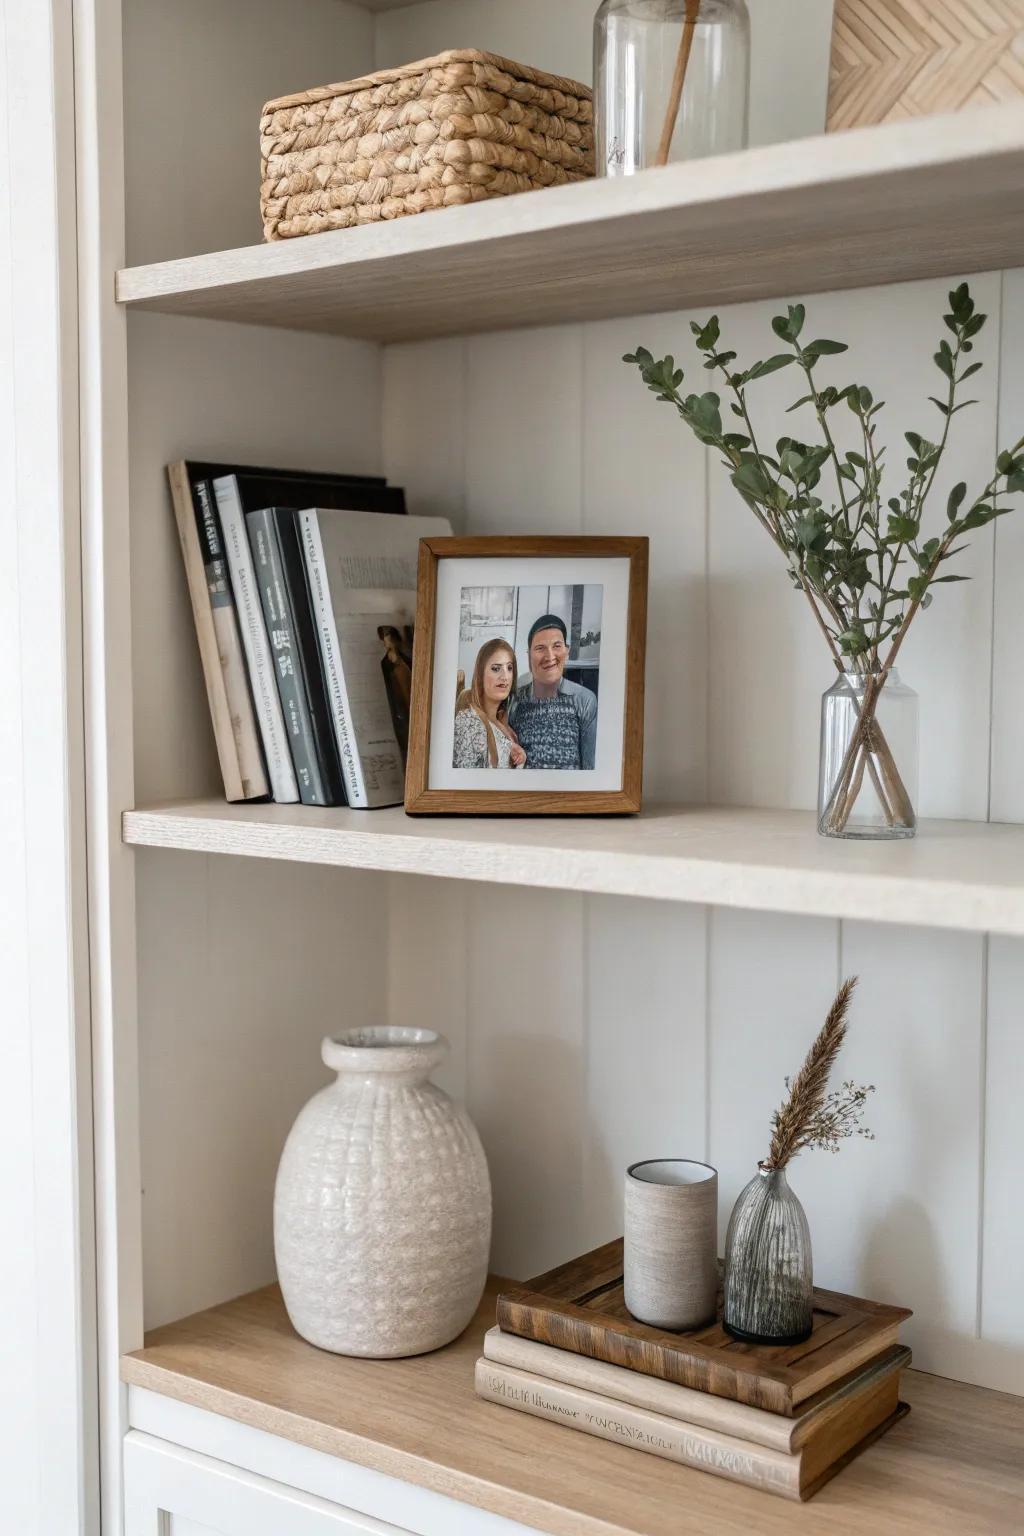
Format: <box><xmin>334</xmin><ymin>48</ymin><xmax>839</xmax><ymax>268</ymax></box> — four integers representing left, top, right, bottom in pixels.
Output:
<box><xmin>274</xmin><ymin>1026</ymin><xmax>491</xmax><ymax>1357</ymax></box>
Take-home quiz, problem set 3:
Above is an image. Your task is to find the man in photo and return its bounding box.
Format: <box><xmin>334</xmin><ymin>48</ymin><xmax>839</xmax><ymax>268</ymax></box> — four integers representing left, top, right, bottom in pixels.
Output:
<box><xmin>509</xmin><ymin>614</ymin><xmax>597</xmax><ymax>770</ymax></box>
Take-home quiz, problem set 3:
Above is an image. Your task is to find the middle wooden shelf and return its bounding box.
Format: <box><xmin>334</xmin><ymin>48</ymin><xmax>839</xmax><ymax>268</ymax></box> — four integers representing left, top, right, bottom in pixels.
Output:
<box><xmin>122</xmin><ymin>799</ymin><xmax>1024</xmax><ymax>936</ymax></box>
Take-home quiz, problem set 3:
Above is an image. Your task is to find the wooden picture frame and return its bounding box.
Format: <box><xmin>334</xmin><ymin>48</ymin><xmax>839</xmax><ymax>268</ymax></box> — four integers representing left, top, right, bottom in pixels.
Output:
<box><xmin>405</xmin><ymin>536</ymin><xmax>648</xmax><ymax>815</ymax></box>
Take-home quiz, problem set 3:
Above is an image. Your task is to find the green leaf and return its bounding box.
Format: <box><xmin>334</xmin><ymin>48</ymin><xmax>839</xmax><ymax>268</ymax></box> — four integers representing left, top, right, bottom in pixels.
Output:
<box><xmin>905</xmin><ymin>432</ymin><xmax>924</xmax><ymax>453</ymax></box>
<box><xmin>838</xmin><ymin>629</ymin><xmax>869</xmax><ymax>656</ymax></box>
<box><xmin>696</xmin><ymin>317</ymin><xmax>721</xmax><ymax>350</ymax></box>
<box><xmin>933</xmin><ymin>574</ymin><xmax>970</xmax><ymax>583</ymax></box>
<box><xmin>802</xmin><ymin>339</ymin><xmax>849</xmax><ymax>360</ymax></box>
<box><xmin>949</xmin><ymin>283</ymin><xmax>972</xmax><ymax>320</ymax></box>
<box><xmin>947</xmin><ymin>482</ymin><xmax>967</xmax><ymax>522</ymax></box>
<box><xmin>934</xmin><ymin>349</ymin><xmax>954</xmax><ymax>379</ymax></box>
<box><xmin>747</xmin><ymin>354</ymin><xmax>795</xmax><ymax>380</ymax></box>
<box><xmin>731</xmin><ymin>461</ymin><xmax>773</xmax><ymax>501</ymax></box>
<box><xmin>787</xmin><ymin>393</ymin><xmax>816</xmax><ymax>413</ymax></box>
<box><xmin>887</xmin><ymin>514</ymin><xmax>920</xmax><ymax>542</ymax></box>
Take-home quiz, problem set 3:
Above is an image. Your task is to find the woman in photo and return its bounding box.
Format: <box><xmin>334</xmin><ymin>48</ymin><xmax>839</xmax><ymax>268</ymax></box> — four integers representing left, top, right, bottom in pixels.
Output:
<box><xmin>453</xmin><ymin>638</ymin><xmax>527</xmax><ymax>770</ymax></box>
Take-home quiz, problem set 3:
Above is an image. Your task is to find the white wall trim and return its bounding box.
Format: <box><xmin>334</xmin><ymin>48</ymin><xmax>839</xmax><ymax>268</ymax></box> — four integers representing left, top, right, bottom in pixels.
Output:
<box><xmin>0</xmin><ymin>0</ymin><xmax>99</xmax><ymax>1530</ymax></box>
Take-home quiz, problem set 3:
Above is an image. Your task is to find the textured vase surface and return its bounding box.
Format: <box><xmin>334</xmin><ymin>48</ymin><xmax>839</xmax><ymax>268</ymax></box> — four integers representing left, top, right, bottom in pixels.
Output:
<box><xmin>723</xmin><ymin>1165</ymin><xmax>813</xmax><ymax>1344</ymax></box>
<box><xmin>274</xmin><ymin>1026</ymin><xmax>491</xmax><ymax>1357</ymax></box>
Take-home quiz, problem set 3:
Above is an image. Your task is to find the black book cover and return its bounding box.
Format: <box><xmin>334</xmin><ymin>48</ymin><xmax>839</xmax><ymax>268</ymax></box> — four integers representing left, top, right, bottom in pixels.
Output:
<box><xmin>184</xmin><ymin>460</ymin><xmax>387</xmax><ymax>490</ymax></box>
<box><xmin>247</xmin><ymin>509</ymin><xmax>328</xmax><ymax>806</ymax></box>
<box><xmin>270</xmin><ymin>507</ymin><xmax>348</xmax><ymax>806</ymax></box>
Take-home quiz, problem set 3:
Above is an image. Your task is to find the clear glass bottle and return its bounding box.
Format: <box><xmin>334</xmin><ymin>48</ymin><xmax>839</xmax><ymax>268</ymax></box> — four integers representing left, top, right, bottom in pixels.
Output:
<box><xmin>723</xmin><ymin>1165</ymin><xmax>813</xmax><ymax>1345</ymax></box>
<box><xmin>818</xmin><ymin>668</ymin><xmax>919</xmax><ymax>841</ymax></box>
<box><xmin>594</xmin><ymin>0</ymin><xmax>750</xmax><ymax>177</ymax></box>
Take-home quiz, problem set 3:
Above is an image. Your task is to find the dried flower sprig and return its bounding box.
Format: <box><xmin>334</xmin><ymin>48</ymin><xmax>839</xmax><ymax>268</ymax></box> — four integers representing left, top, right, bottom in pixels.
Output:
<box><xmin>763</xmin><ymin>977</ymin><xmax>875</xmax><ymax>1170</ymax></box>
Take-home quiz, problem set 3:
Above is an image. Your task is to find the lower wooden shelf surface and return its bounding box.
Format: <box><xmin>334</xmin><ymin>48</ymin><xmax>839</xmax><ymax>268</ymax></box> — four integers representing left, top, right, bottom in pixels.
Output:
<box><xmin>121</xmin><ymin>1280</ymin><xmax>1024</xmax><ymax>1536</ymax></box>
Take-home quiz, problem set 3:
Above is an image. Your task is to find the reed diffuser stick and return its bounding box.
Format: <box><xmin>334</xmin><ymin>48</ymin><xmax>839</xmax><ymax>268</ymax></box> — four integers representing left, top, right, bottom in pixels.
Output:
<box><xmin>655</xmin><ymin>0</ymin><xmax>702</xmax><ymax>167</ymax></box>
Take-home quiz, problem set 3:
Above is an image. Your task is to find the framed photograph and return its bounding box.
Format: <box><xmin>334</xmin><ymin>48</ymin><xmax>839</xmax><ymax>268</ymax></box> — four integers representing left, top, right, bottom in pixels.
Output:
<box><xmin>405</xmin><ymin>536</ymin><xmax>648</xmax><ymax>815</ymax></box>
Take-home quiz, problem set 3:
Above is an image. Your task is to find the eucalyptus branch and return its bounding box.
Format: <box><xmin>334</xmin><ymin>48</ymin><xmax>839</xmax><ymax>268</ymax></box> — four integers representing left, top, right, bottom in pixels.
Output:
<box><xmin>624</xmin><ymin>283</ymin><xmax>1024</xmax><ymax>675</ymax></box>
<box><xmin>624</xmin><ymin>283</ymin><xmax>1024</xmax><ymax>835</ymax></box>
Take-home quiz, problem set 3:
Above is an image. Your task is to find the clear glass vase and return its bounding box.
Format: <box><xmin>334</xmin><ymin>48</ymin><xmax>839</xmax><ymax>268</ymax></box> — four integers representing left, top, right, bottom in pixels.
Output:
<box><xmin>723</xmin><ymin>1165</ymin><xmax>813</xmax><ymax>1345</ymax></box>
<box><xmin>818</xmin><ymin>667</ymin><xmax>919</xmax><ymax>841</ymax></box>
<box><xmin>594</xmin><ymin>0</ymin><xmax>750</xmax><ymax>177</ymax></box>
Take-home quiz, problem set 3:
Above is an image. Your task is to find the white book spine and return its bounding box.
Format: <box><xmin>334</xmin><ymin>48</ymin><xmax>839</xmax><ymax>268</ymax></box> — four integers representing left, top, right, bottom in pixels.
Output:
<box><xmin>214</xmin><ymin>478</ymin><xmax>299</xmax><ymax>804</ymax></box>
<box><xmin>298</xmin><ymin>510</ymin><xmax>366</xmax><ymax>808</ymax></box>
<box><xmin>475</xmin><ymin>1361</ymin><xmax>800</xmax><ymax>1501</ymax></box>
<box><xmin>482</xmin><ymin>1326</ymin><xmax>797</xmax><ymax>1452</ymax></box>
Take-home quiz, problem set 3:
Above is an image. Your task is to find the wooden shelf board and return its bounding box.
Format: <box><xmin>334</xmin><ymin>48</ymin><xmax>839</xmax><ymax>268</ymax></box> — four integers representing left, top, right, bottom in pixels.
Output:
<box><xmin>114</xmin><ymin>105</ymin><xmax>1024</xmax><ymax>343</ymax></box>
<box><xmin>121</xmin><ymin>1280</ymin><xmax>1024</xmax><ymax>1536</ymax></box>
<box><xmin>122</xmin><ymin>798</ymin><xmax>1024</xmax><ymax>936</ymax></box>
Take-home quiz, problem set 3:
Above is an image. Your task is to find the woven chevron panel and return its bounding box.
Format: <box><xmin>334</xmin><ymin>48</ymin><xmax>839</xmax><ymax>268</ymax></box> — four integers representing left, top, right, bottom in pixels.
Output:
<box><xmin>828</xmin><ymin>0</ymin><xmax>1024</xmax><ymax>130</ymax></box>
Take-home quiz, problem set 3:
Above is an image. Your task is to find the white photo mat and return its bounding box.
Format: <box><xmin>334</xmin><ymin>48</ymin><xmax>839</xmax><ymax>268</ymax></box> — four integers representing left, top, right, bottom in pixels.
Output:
<box><xmin>428</xmin><ymin>556</ymin><xmax>630</xmax><ymax>792</ymax></box>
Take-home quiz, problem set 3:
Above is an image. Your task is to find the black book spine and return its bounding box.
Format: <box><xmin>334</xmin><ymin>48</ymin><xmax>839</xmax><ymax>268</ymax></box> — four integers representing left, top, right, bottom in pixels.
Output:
<box><xmin>246</xmin><ymin>509</ymin><xmax>327</xmax><ymax>806</ymax></box>
<box><xmin>270</xmin><ymin>508</ymin><xmax>347</xmax><ymax>806</ymax></box>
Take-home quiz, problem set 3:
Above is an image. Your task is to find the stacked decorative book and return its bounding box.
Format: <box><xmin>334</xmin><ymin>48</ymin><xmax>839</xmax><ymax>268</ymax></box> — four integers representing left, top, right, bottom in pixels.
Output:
<box><xmin>479</xmin><ymin>1238</ymin><xmax>912</xmax><ymax>1502</ymax></box>
<box><xmin>168</xmin><ymin>459</ymin><xmax>450</xmax><ymax>809</ymax></box>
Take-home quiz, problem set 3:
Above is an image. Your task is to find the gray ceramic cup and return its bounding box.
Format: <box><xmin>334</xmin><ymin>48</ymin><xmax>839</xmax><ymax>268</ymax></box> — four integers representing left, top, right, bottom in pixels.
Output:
<box><xmin>624</xmin><ymin>1159</ymin><xmax>718</xmax><ymax>1331</ymax></box>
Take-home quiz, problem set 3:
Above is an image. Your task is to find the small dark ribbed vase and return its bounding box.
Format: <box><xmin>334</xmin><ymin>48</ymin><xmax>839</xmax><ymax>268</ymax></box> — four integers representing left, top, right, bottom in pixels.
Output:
<box><xmin>723</xmin><ymin>1165</ymin><xmax>813</xmax><ymax>1344</ymax></box>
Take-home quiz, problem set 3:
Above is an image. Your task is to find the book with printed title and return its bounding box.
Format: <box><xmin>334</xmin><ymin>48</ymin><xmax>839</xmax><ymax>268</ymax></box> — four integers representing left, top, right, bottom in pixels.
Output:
<box><xmin>300</xmin><ymin>508</ymin><xmax>451</xmax><ymax>808</ymax></box>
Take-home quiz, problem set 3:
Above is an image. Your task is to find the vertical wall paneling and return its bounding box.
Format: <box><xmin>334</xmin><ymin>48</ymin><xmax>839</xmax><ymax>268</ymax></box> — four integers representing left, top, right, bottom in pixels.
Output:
<box><xmin>465</xmin><ymin>884</ymin><xmax>588</xmax><ymax>1279</ymax></box>
<box><xmin>707</xmin><ymin>908</ymin><xmax>840</xmax><ymax>1245</ymax></box>
<box><xmin>582</xmin><ymin>898</ymin><xmax>708</xmax><ymax>1253</ymax></box>
<box><xmin>982</xmin><ymin>939</ymin><xmax>1024</xmax><ymax>1357</ymax></box>
<box><xmin>123</xmin><ymin>0</ymin><xmax>375</xmax><ymax>264</ymax></box>
<box><xmin>833</xmin><ymin>924</ymin><xmax>985</xmax><ymax>1372</ymax></box>
<box><xmin>990</xmin><ymin>268</ymin><xmax>1024</xmax><ymax>823</ymax></box>
<box><xmin>387</xmin><ymin>874</ymin><xmax>471</xmax><ymax>1105</ymax></box>
<box><xmin>382</xmin><ymin>338</ymin><xmax>468</xmax><ymax>525</ymax></box>
<box><xmin>139</xmin><ymin>857</ymin><xmax>389</xmax><ymax>1330</ymax></box>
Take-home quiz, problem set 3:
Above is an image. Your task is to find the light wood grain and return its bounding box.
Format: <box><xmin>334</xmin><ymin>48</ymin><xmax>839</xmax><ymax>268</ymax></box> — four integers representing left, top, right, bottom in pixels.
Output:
<box><xmin>121</xmin><ymin>1279</ymin><xmax>1024</xmax><ymax>1536</ymax></box>
<box><xmin>115</xmin><ymin>104</ymin><xmax>1024</xmax><ymax>342</ymax></box>
<box><xmin>123</xmin><ymin>799</ymin><xmax>1024</xmax><ymax>936</ymax></box>
<box><xmin>497</xmin><ymin>1238</ymin><xmax>911</xmax><ymax>1415</ymax></box>
<box><xmin>829</xmin><ymin>1</ymin><xmax>1024</xmax><ymax>132</ymax></box>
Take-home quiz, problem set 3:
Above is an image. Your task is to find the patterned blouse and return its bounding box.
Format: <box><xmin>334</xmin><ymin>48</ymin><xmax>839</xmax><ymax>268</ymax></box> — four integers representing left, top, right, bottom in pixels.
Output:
<box><xmin>452</xmin><ymin>708</ymin><xmax>519</xmax><ymax>769</ymax></box>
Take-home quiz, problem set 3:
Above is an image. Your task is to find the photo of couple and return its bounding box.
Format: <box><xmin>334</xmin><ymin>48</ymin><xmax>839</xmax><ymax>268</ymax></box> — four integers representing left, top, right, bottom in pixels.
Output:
<box><xmin>452</xmin><ymin>584</ymin><xmax>602</xmax><ymax>772</ymax></box>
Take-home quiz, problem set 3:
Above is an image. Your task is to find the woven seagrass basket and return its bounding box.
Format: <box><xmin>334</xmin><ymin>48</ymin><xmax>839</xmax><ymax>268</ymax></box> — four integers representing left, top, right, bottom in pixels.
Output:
<box><xmin>260</xmin><ymin>49</ymin><xmax>594</xmax><ymax>240</ymax></box>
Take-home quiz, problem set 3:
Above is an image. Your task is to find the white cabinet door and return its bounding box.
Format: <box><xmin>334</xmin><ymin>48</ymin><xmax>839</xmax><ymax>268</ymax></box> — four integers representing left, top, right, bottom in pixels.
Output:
<box><xmin>124</xmin><ymin>1433</ymin><xmax>413</xmax><ymax>1536</ymax></box>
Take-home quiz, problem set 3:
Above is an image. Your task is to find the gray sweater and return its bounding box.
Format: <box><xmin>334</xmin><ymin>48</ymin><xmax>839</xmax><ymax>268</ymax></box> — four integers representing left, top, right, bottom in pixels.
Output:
<box><xmin>508</xmin><ymin>676</ymin><xmax>597</xmax><ymax>770</ymax></box>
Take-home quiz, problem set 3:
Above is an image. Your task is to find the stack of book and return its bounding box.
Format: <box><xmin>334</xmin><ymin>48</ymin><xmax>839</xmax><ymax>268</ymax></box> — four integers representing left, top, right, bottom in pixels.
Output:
<box><xmin>479</xmin><ymin>1238</ymin><xmax>912</xmax><ymax>1502</ymax></box>
<box><xmin>168</xmin><ymin>460</ymin><xmax>450</xmax><ymax>809</ymax></box>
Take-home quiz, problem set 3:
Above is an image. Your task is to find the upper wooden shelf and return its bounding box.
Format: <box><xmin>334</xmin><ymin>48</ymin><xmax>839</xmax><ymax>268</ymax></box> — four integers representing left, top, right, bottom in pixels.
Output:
<box><xmin>122</xmin><ymin>799</ymin><xmax>1024</xmax><ymax>937</ymax></box>
<box><xmin>122</xmin><ymin>1280</ymin><xmax>1024</xmax><ymax>1536</ymax></box>
<box><xmin>115</xmin><ymin>105</ymin><xmax>1024</xmax><ymax>343</ymax></box>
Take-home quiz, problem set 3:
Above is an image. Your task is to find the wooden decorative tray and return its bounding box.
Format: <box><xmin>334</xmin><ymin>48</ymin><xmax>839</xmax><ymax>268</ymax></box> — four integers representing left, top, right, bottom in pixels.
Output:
<box><xmin>496</xmin><ymin>1239</ymin><xmax>912</xmax><ymax>1416</ymax></box>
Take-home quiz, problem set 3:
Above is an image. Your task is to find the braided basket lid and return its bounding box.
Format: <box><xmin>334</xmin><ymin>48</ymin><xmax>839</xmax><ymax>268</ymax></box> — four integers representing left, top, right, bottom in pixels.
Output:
<box><xmin>262</xmin><ymin>48</ymin><xmax>593</xmax><ymax>115</ymax></box>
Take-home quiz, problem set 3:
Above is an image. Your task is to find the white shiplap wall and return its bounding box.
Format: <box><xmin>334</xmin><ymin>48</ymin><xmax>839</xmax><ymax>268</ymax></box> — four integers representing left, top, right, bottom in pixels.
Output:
<box><xmin>378</xmin><ymin>0</ymin><xmax>1024</xmax><ymax>1393</ymax></box>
